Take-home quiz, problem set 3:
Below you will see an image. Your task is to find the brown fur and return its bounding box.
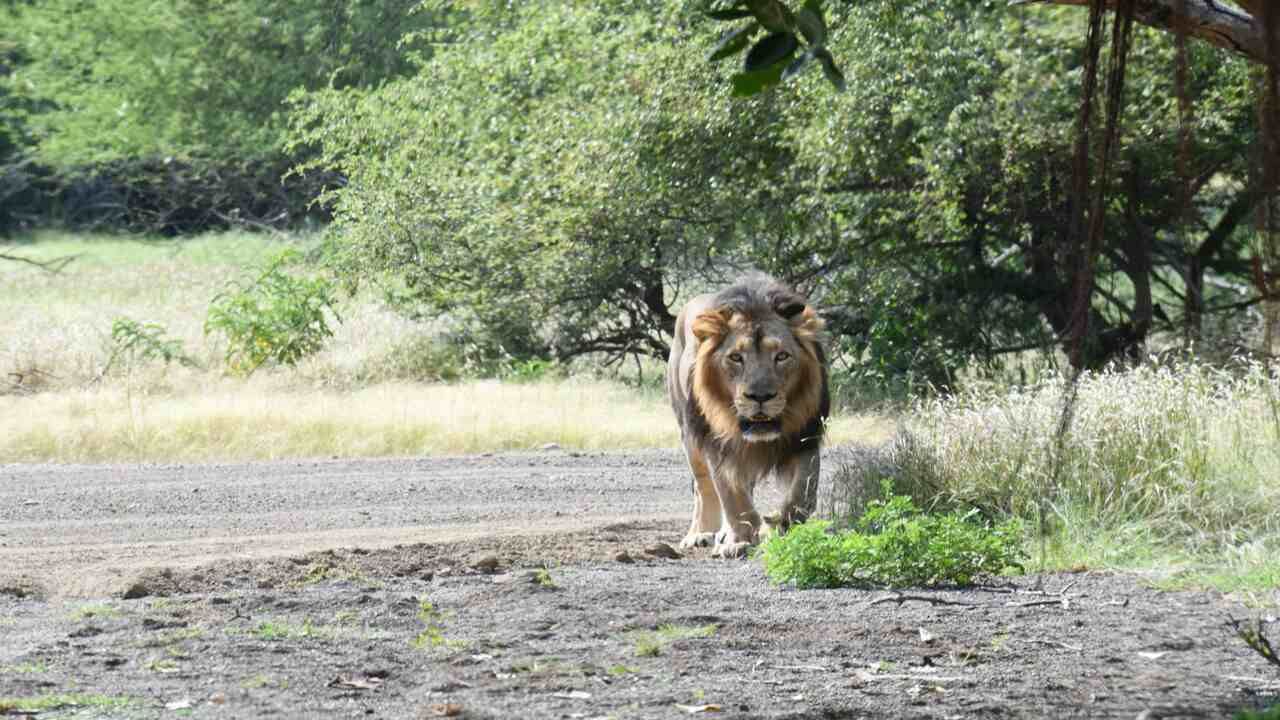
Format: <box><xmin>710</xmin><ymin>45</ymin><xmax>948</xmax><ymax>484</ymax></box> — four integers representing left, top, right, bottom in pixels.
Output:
<box><xmin>666</xmin><ymin>275</ymin><xmax>829</xmax><ymax>556</ymax></box>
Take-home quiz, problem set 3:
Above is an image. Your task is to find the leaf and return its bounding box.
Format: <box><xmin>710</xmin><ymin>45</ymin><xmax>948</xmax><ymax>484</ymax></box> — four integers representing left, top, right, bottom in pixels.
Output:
<box><xmin>743</xmin><ymin>32</ymin><xmax>798</xmax><ymax>73</ymax></box>
<box><xmin>815</xmin><ymin>48</ymin><xmax>847</xmax><ymax>92</ymax></box>
<box><xmin>675</xmin><ymin>704</ymin><xmax>724</xmax><ymax>714</ymax></box>
<box><xmin>795</xmin><ymin>1</ymin><xmax>827</xmax><ymax>46</ymax></box>
<box><xmin>782</xmin><ymin>48</ymin><xmax>816</xmax><ymax>82</ymax></box>
<box><xmin>708</xmin><ymin>23</ymin><xmax>759</xmax><ymax>62</ymax></box>
<box><xmin>746</xmin><ymin>0</ymin><xmax>794</xmax><ymax>32</ymax></box>
<box><xmin>705</xmin><ymin>8</ymin><xmax>754</xmax><ymax>21</ymax></box>
<box><xmin>730</xmin><ymin>61</ymin><xmax>786</xmax><ymax>97</ymax></box>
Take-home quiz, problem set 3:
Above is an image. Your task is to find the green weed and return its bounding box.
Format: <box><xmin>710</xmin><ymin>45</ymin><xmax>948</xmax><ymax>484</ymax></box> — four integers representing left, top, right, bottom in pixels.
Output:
<box><xmin>252</xmin><ymin>618</ymin><xmax>323</xmax><ymax>641</ymax></box>
<box><xmin>760</xmin><ymin>488</ymin><xmax>1024</xmax><ymax>589</ymax></box>
<box><xmin>411</xmin><ymin>598</ymin><xmax>467</xmax><ymax>650</ymax></box>
<box><xmin>1236</xmin><ymin>704</ymin><xmax>1280</xmax><ymax>720</ymax></box>
<box><xmin>0</xmin><ymin>694</ymin><xmax>132</xmax><ymax>713</ymax></box>
<box><xmin>631</xmin><ymin>623</ymin><xmax>717</xmax><ymax>657</ymax></box>
<box><xmin>205</xmin><ymin>248</ymin><xmax>340</xmax><ymax>375</ymax></box>
<box><xmin>69</xmin><ymin>603</ymin><xmax>121</xmax><ymax>621</ymax></box>
<box><xmin>103</xmin><ymin>317</ymin><xmax>200</xmax><ymax>375</ymax></box>
<box><xmin>0</xmin><ymin>662</ymin><xmax>49</xmax><ymax>674</ymax></box>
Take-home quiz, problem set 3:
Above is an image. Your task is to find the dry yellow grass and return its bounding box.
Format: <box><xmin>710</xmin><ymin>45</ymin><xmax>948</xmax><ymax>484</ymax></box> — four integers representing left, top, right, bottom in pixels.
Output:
<box><xmin>0</xmin><ymin>230</ymin><xmax>891</xmax><ymax>463</ymax></box>
<box><xmin>0</xmin><ymin>376</ymin><xmax>892</xmax><ymax>463</ymax></box>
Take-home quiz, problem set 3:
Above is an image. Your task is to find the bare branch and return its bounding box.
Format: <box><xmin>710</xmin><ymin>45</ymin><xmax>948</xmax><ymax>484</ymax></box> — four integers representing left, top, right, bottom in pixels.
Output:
<box><xmin>0</xmin><ymin>252</ymin><xmax>78</xmax><ymax>274</ymax></box>
<box><xmin>1012</xmin><ymin>0</ymin><xmax>1265</xmax><ymax>64</ymax></box>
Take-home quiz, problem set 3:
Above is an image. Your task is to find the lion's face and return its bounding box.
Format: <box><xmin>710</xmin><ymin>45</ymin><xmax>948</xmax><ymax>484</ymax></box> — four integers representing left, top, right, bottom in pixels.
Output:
<box><xmin>712</xmin><ymin>315</ymin><xmax>805</xmax><ymax>442</ymax></box>
<box><xmin>690</xmin><ymin>303</ymin><xmax>825</xmax><ymax>444</ymax></box>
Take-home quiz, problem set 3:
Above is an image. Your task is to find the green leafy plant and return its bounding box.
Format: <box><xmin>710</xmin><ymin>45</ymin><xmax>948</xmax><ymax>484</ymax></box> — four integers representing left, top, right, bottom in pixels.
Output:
<box><xmin>103</xmin><ymin>317</ymin><xmax>200</xmax><ymax>375</ymax></box>
<box><xmin>412</xmin><ymin>598</ymin><xmax>466</xmax><ymax>650</ymax></box>
<box><xmin>205</xmin><ymin>249</ymin><xmax>339</xmax><ymax>375</ymax></box>
<box><xmin>759</xmin><ymin>487</ymin><xmax>1024</xmax><ymax>589</ymax></box>
<box><xmin>704</xmin><ymin>0</ymin><xmax>846</xmax><ymax>96</ymax></box>
<box><xmin>1236</xmin><ymin>704</ymin><xmax>1280</xmax><ymax>720</ymax></box>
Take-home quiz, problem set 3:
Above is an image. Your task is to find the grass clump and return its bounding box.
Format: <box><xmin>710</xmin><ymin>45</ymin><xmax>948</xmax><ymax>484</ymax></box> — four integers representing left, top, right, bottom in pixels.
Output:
<box><xmin>631</xmin><ymin>623</ymin><xmax>717</xmax><ymax>657</ymax></box>
<box><xmin>761</xmin><ymin>489</ymin><xmax>1024</xmax><ymax>589</ymax></box>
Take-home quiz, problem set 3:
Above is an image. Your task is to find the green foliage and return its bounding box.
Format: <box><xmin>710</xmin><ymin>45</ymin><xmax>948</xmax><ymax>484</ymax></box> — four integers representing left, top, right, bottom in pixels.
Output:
<box><xmin>1236</xmin><ymin>704</ymin><xmax>1280</xmax><ymax>720</ymax></box>
<box><xmin>704</xmin><ymin>0</ymin><xmax>846</xmax><ymax>95</ymax></box>
<box><xmin>759</xmin><ymin>488</ymin><xmax>1025</xmax><ymax>589</ymax></box>
<box><xmin>297</xmin><ymin>0</ymin><xmax>1262</xmax><ymax>380</ymax></box>
<box><xmin>104</xmin><ymin>317</ymin><xmax>200</xmax><ymax>375</ymax></box>
<box><xmin>631</xmin><ymin>623</ymin><xmax>717</xmax><ymax>657</ymax></box>
<box><xmin>205</xmin><ymin>249</ymin><xmax>339</xmax><ymax>375</ymax></box>
<box><xmin>5</xmin><ymin>0</ymin><xmax>440</xmax><ymax>166</ymax></box>
<box><xmin>412</xmin><ymin>598</ymin><xmax>466</xmax><ymax>650</ymax></box>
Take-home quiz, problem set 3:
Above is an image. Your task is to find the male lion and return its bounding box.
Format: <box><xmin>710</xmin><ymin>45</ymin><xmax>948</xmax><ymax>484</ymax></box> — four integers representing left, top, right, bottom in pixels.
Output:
<box><xmin>666</xmin><ymin>274</ymin><xmax>829</xmax><ymax>559</ymax></box>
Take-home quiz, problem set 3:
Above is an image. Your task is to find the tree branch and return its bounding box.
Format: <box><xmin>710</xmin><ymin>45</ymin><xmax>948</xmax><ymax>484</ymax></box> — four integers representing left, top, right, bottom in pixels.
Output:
<box><xmin>0</xmin><ymin>252</ymin><xmax>78</xmax><ymax>273</ymax></box>
<box><xmin>1012</xmin><ymin>0</ymin><xmax>1265</xmax><ymax>65</ymax></box>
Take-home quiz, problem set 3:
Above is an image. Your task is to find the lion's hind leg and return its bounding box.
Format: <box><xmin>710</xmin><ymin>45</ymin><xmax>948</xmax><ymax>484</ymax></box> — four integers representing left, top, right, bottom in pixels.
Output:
<box><xmin>679</xmin><ymin>442</ymin><xmax>721</xmax><ymax>550</ymax></box>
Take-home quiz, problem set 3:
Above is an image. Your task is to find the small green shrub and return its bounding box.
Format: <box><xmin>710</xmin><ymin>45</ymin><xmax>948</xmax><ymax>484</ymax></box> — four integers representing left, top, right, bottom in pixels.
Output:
<box><xmin>205</xmin><ymin>249</ymin><xmax>339</xmax><ymax>375</ymax></box>
<box><xmin>103</xmin><ymin>317</ymin><xmax>200</xmax><ymax>374</ymax></box>
<box><xmin>759</xmin><ymin>490</ymin><xmax>1024</xmax><ymax>589</ymax></box>
<box><xmin>411</xmin><ymin>598</ymin><xmax>466</xmax><ymax>650</ymax></box>
<box><xmin>1236</xmin><ymin>704</ymin><xmax>1280</xmax><ymax>720</ymax></box>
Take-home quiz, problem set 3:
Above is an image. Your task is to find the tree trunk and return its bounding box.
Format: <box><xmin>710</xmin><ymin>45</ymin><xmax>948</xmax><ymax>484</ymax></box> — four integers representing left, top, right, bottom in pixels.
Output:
<box><xmin>1015</xmin><ymin>0</ymin><xmax>1265</xmax><ymax>65</ymax></box>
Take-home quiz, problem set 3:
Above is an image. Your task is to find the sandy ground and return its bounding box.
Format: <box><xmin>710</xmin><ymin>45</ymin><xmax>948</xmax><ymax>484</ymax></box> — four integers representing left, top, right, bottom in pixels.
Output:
<box><xmin>2</xmin><ymin>450</ymin><xmax>1278</xmax><ymax>719</ymax></box>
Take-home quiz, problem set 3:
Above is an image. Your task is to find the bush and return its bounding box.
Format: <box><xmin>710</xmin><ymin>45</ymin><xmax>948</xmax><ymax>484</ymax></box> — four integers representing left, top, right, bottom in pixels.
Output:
<box><xmin>204</xmin><ymin>249</ymin><xmax>339</xmax><ymax>375</ymax></box>
<box><xmin>103</xmin><ymin>317</ymin><xmax>200</xmax><ymax>375</ymax></box>
<box><xmin>759</xmin><ymin>488</ymin><xmax>1025</xmax><ymax>589</ymax></box>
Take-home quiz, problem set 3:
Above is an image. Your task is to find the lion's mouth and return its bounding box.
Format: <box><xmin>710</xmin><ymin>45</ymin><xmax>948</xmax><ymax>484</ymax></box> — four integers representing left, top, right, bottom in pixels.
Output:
<box><xmin>738</xmin><ymin>416</ymin><xmax>782</xmax><ymax>439</ymax></box>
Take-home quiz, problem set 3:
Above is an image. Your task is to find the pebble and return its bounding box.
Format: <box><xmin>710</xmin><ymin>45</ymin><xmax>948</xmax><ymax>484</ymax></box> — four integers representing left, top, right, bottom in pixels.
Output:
<box><xmin>643</xmin><ymin>542</ymin><xmax>681</xmax><ymax>560</ymax></box>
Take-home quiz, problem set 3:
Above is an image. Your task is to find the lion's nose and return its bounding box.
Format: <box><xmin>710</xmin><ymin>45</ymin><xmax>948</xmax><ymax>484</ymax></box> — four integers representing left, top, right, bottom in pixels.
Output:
<box><xmin>745</xmin><ymin>390</ymin><xmax>777</xmax><ymax>404</ymax></box>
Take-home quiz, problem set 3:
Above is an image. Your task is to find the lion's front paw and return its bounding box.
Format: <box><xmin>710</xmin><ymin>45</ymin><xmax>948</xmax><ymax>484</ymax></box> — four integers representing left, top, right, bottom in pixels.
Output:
<box><xmin>712</xmin><ymin>541</ymin><xmax>753</xmax><ymax>559</ymax></box>
<box><xmin>679</xmin><ymin>532</ymin><xmax>717</xmax><ymax>550</ymax></box>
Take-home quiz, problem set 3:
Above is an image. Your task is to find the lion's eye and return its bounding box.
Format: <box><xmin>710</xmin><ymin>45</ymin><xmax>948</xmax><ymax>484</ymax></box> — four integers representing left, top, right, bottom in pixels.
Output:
<box><xmin>728</xmin><ymin>352</ymin><xmax>744</xmax><ymax>364</ymax></box>
<box><xmin>775</xmin><ymin>351</ymin><xmax>791</xmax><ymax>363</ymax></box>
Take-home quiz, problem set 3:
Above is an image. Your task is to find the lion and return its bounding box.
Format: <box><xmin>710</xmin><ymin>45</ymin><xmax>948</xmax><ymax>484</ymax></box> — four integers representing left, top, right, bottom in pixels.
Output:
<box><xmin>666</xmin><ymin>274</ymin><xmax>829</xmax><ymax>559</ymax></box>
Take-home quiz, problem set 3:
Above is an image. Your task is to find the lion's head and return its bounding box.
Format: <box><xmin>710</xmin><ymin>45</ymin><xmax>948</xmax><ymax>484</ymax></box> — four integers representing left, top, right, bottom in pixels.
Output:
<box><xmin>689</xmin><ymin>278</ymin><xmax>826</xmax><ymax>445</ymax></box>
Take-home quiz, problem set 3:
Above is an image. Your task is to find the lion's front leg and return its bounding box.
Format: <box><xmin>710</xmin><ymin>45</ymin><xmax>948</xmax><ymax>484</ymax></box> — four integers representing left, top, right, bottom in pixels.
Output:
<box><xmin>709</xmin><ymin>464</ymin><xmax>761</xmax><ymax>559</ymax></box>
<box><xmin>679</xmin><ymin>443</ymin><xmax>721</xmax><ymax>550</ymax></box>
<box><xmin>767</xmin><ymin>447</ymin><xmax>820</xmax><ymax>541</ymax></box>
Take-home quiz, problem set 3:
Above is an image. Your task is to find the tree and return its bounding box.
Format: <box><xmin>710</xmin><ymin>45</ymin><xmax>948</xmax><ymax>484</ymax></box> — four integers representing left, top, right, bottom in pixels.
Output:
<box><xmin>2</xmin><ymin>0</ymin><xmax>446</xmax><ymax>231</ymax></box>
<box><xmin>1017</xmin><ymin>1</ymin><xmax>1266</xmax><ymax>65</ymax></box>
<box><xmin>296</xmin><ymin>0</ymin><xmax>1265</xmax><ymax>379</ymax></box>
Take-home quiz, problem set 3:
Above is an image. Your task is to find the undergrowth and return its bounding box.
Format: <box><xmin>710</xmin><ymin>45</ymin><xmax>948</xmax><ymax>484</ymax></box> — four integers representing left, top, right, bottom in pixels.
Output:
<box><xmin>759</xmin><ymin>487</ymin><xmax>1024</xmax><ymax>589</ymax></box>
<box><xmin>828</xmin><ymin>362</ymin><xmax>1280</xmax><ymax>590</ymax></box>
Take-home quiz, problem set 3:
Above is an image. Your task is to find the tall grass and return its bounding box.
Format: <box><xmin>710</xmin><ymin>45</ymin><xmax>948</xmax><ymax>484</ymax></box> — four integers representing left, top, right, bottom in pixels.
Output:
<box><xmin>831</xmin><ymin>362</ymin><xmax>1280</xmax><ymax>589</ymax></box>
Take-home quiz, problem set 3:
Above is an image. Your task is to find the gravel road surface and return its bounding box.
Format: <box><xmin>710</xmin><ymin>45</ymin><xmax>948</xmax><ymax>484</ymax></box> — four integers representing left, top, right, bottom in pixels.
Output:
<box><xmin>0</xmin><ymin>450</ymin><xmax>692</xmax><ymax>597</ymax></box>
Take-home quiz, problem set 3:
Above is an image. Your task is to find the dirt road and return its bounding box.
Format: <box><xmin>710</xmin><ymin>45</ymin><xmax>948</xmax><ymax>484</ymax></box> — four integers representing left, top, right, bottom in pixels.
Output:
<box><xmin>2</xmin><ymin>451</ymin><xmax>1278</xmax><ymax>719</ymax></box>
<box><xmin>0</xmin><ymin>450</ymin><xmax>692</xmax><ymax>597</ymax></box>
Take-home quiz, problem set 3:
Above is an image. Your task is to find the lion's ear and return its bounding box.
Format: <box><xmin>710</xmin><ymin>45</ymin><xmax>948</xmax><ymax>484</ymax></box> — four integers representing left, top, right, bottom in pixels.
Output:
<box><xmin>691</xmin><ymin>309</ymin><xmax>730</xmax><ymax>344</ymax></box>
<box><xmin>790</xmin><ymin>306</ymin><xmax>825</xmax><ymax>343</ymax></box>
<box><xmin>770</xmin><ymin>290</ymin><xmax>807</xmax><ymax>320</ymax></box>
